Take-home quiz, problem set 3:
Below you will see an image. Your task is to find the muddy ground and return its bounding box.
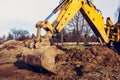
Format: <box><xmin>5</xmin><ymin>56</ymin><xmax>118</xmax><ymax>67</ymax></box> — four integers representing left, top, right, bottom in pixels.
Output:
<box><xmin>0</xmin><ymin>40</ymin><xmax>120</xmax><ymax>80</ymax></box>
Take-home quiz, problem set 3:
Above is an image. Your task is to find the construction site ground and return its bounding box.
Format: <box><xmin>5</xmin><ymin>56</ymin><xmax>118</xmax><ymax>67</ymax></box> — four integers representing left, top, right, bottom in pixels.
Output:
<box><xmin>0</xmin><ymin>40</ymin><xmax>120</xmax><ymax>80</ymax></box>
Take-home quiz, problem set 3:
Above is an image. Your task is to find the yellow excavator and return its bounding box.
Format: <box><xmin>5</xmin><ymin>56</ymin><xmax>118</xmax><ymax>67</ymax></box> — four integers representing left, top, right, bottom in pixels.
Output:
<box><xmin>23</xmin><ymin>0</ymin><xmax>120</xmax><ymax>73</ymax></box>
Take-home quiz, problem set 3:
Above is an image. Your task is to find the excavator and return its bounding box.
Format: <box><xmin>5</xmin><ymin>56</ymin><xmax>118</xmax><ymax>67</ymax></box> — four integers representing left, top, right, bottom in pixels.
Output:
<box><xmin>23</xmin><ymin>0</ymin><xmax>120</xmax><ymax>73</ymax></box>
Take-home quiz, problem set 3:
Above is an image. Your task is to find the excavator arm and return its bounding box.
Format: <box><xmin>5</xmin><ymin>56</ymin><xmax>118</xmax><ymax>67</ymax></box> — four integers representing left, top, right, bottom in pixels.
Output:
<box><xmin>36</xmin><ymin>0</ymin><xmax>109</xmax><ymax>45</ymax></box>
<box><xmin>80</xmin><ymin>2</ymin><xmax>109</xmax><ymax>43</ymax></box>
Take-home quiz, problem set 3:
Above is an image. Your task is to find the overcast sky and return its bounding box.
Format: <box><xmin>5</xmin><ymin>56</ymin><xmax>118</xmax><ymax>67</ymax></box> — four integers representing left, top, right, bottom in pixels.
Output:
<box><xmin>0</xmin><ymin>0</ymin><xmax>119</xmax><ymax>37</ymax></box>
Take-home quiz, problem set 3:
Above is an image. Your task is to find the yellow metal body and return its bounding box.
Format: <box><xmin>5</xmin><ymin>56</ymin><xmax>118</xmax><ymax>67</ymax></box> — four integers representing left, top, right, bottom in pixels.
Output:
<box><xmin>53</xmin><ymin>0</ymin><xmax>109</xmax><ymax>43</ymax></box>
<box><xmin>36</xmin><ymin>0</ymin><xmax>120</xmax><ymax>45</ymax></box>
<box><xmin>80</xmin><ymin>2</ymin><xmax>109</xmax><ymax>43</ymax></box>
<box><xmin>106</xmin><ymin>18</ymin><xmax>120</xmax><ymax>42</ymax></box>
<box><xmin>55</xmin><ymin>0</ymin><xmax>86</xmax><ymax>32</ymax></box>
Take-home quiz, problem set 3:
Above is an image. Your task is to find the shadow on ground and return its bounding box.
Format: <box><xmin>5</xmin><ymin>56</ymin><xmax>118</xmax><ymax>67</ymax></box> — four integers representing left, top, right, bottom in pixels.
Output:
<box><xmin>14</xmin><ymin>60</ymin><xmax>53</xmax><ymax>76</ymax></box>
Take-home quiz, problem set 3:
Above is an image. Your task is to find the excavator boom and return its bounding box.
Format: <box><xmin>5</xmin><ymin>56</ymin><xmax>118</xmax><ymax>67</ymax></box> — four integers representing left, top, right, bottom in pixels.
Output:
<box><xmin>38</xmin><ymin>0</ymin><xmax>109</xmax><ymax>44</ymax></box>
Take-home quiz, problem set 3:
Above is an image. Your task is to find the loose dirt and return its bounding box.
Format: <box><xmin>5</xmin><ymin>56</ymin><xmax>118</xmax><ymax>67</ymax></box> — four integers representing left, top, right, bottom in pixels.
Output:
<box><xmin>0</xmin><ymin>40</ymin><xmax>120</xmax><ymax>80</ymax></box>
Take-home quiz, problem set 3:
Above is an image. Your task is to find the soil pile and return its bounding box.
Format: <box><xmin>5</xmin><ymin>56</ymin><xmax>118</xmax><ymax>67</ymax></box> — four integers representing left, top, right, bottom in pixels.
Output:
<box><xmin>55</xmin><ymin>46</ymin><xmax>120</xmax><ymax>79</ymax></box>
<box><xmin>0</xmin><ymin>41</ymin><xmax>120</xmax><ymax>80</ymax></box>
<box><xmin>0</xmin><ymin>40</ymin><xmax>24</xmax><ymax>64</ymax></box>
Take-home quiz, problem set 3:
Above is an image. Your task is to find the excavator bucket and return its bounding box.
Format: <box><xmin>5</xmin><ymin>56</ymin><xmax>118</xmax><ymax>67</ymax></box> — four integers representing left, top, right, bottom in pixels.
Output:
<box><xmin>19</xmin><ymin>19</ymin><xmax>65</xmax><ymax>73</ymax></box>
<box><xmin>22</xmin><ymin>45</ymin><xmax>65</xmax><ymax>73</ymax></box>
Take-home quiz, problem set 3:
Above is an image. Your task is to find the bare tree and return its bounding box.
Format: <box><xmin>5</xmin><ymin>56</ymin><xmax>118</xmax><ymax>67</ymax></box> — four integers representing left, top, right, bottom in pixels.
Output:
<box><xmin>65</xmin><ymin>11</ymin><xmax>93</xmax><ymax>44</ymax></box>
<box><xmin>65</xmin><ymin>12</ymin><xmax>83</xmax><ymax>44</ymax></box>
<box><xmin>58</xmin><ymin>0</ymin><xmax>93</xmax><ymax>43</ymax></box>
<box><xmin>0</xmin><ymin>35</ymin><xmax>6</xmax><ymax>44</ymax></box>
<box><xmin>10</xmin><ymin>28</ymin><xmax>30</xmax><ymax>40</ymax></box>
<box><xmin>115</xmin><ymin>0</ymin><xmax>120</xmax><ymax>22</ymax></box>
<box><xmin>60</xmin><ymin>28</ymin><xmax>67</xmax><ymax>45</ymax></box>
<box><xmin>0</xmin><ymin>38</ymin><xmax>4</xmax><ymax>44</ymax></box>
<box><xmin>7</xmin><ymin>33</ymin><xmax>13</xmax><ymax>40</ymax></box>
<box><xmin>31</xmin><ymin>33</ymin><xmax>35</xmax><ymax>39</ymax></box>
<box><xmin>82</xmin><ymin>19</ymin><xmax>93</xmax><ymax>39</ymax></box>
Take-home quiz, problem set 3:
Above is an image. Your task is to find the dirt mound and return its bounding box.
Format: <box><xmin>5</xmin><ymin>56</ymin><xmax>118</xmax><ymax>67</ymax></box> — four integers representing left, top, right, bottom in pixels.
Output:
<box><xmin>57</xmin><ymin>45</ymin><xmax>120</xmax><ymax>67</ymax></box>
<box><xmin>0</xmin><ymin>40</ymin><xmax>24</xmax><ymax>65</ymax></box>
<box><xmin>55</xmin><ymin>45</ymin><xmax>120</xmax><ymax>79</ymax></box>
<box><xmin>0</xmin><ymin>41</ymin><xmax>120</xmax><ymax>80</ymax></box>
